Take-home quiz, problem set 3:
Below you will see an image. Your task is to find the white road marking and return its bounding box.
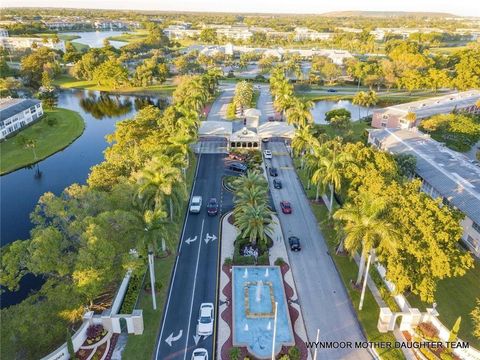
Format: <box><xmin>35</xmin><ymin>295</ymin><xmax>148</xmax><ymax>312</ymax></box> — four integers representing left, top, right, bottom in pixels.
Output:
<box><xmin>165</xmin><ymin>330</ymin><xmax>183</xmax><ymax>347</ymax></box>
<box><xmin>183</xmin><ymin>218</ymin><xmax>205</xmax><ymax>360</ymax></box>
<box><xmin>204</xmin><ymin>233</ymin><xmax>217</xmax><ymax>244</ymax></box>
<box><xmin>185</xmin><ymin>236</ymin><xmax>198</xmax><ymax>245</ymax></box>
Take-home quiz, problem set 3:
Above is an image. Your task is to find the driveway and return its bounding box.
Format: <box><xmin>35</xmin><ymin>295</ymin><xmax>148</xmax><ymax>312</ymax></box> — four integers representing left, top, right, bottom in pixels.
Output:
<box><xmin>263</xmin><ymin>141</ymin><xmax>372</xmax><ymax>360</ymax></box>
<box><xmin>207</xmin><ymin>84</ymin><xmax>235</xmax><ymax>122</ymax></box>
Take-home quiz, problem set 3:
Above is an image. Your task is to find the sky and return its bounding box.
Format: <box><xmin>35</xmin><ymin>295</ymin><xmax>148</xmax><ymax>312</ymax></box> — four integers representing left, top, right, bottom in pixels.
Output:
<box><xmin>2</xmin><ymin>0</ymin><xmax>480</xmax><ymax>17</ymax></box>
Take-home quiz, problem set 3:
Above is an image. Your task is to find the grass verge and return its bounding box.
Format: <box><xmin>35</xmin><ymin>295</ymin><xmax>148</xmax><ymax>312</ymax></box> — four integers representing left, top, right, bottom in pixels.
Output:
<box><xmin>0</xmin><ymin>108</ymin><xmax>85</xmax><ymax>175</ymax></box>
<box><xmin>122</xmin><ymin>156</ymin><xmax>198</xmax><ymax>360</ymax></box>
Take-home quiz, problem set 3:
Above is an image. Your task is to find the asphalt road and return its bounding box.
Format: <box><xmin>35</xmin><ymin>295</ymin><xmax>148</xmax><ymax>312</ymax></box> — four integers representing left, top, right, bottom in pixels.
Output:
<box><xmin>264</xmin><ymin>141</ymin><xmax>372</xmax><ymax>360</ymax></box>
<box><xmin>154</xmin><ymin>153</ymin><xmax>233</xmax><ymax>360</ymax></box>
<box><xmin>207</xmin><ymin>84</ymin><xmax>234</xmax><ymax>122</ymax></box>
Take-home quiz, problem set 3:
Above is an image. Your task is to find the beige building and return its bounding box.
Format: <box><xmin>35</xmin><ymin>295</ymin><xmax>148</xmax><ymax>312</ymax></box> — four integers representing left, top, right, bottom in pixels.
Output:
<box><xmin>0</xmin><ymin>36</ymin><xmax>66</xmax><ymax>52</ymax></box>
<box><xmin>368</xmin><ymin>128</ymin><xmax>480</xmax><ymax>258</ymax></box>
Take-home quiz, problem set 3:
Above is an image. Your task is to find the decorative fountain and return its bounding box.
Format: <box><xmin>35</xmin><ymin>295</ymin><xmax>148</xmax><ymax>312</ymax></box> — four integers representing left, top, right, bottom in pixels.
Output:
<box><xmin>232</xmin><ymin>266</ymin><xmax>294</xmax><ymax>359</ymax></box>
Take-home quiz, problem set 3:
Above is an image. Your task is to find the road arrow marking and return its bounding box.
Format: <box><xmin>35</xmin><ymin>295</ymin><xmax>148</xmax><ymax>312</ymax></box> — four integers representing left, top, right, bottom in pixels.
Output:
<box><xmin>185</xmin><ymin>236</ymin><xmax>197</xmax><ymax>245</ymax></box>
<box><xmin>193</xmin><ymin>334</ymin><xmax>201</xmax><ymax>345</ymax></box>
<box><xmin>203</xmin><ymin>335</ymin><xmax>210</xmax><ymax>340</ymax></box>
<box><xmin>165</xmin><ymin>330</ymin><xmax>183</xmax><ymax>347</ymax></box>
<box><xmin>204</xmin><ymin>233</ymin><xmax>217</xmax><ymax>244</ymax></box>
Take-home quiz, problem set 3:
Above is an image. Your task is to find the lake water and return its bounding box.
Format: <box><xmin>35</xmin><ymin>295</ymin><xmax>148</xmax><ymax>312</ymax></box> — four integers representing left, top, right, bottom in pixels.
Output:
<box><xmin>63</xmin><ymin>31</ymin><xmax>128</xmax><ymax>49</ymax></box>
<box><xmin>0</xmin><ymin>90</ymin><xmax>167</xmax><ymax>307</ymax></box>
<box><xmin>311</xmin><ymin>100</ymin><xmax>374</xmax><ymax>124</ymax></box>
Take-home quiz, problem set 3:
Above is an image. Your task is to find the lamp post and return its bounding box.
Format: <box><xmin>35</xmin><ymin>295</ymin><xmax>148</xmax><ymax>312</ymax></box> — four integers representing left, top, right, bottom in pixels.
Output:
<box><xmin>271</xmin><ymin>302</ymin><xmax>278</xmax><ymax>360</ymax></box>
<box><xmin>148</xmin><ymin>251</ymin><xmax>157</xmax><ymax>310</ymax></box>
<box><xmin>313</xmin><ymin>328</ymin><xmax>320</xmax><ymax>360</ymax></box>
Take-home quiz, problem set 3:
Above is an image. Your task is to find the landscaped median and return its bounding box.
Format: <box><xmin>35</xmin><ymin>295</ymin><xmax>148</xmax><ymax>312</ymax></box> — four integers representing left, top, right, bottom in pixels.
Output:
<box><xmin>0</xmin><ymin>107</ymin><xmax>85</xmax><ymax>175</ymax></box>
<box><xmin>121</xmin><ymin>156</ymin><xmax>197</xmax><ymax>360</ymax></box>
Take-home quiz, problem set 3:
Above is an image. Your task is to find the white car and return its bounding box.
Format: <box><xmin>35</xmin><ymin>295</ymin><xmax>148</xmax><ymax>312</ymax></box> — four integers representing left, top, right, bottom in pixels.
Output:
<box><xmin>191</xmin><ymin>348</ymin><xmax>208</xmax><ymax>360</ymax></box>
<box><xmin>197</xmin><ymin>303</ymin><xmax>214</xmax><ymax>336</ymax></box>
<box><xmin>264</xmin><ymin>150</ymin><xmax>272</xmax><ymax>159</ymax></box>
<box><xmin>189</xmin><ymin>196</ymin><xmax>202</xmax><ymax>213</ymax></box>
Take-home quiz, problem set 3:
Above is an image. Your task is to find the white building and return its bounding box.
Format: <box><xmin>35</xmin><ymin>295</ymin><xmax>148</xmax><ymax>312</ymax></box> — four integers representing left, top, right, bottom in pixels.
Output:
<box><xmin>294</xmin><ymin>28</ymin><xmax>332</xmax><ymax>41</ymax></box>
<box><xmin>163</xmin><ymin>25</ymin><xmax>200</xmax><ymax>40</ymax></box>
<box><xmin>0</xmin><ymin>98</ymin><xmax>44</xmax><ymax>140</ymax></box>
<box><xmin>368</xmin><ymin>128</ymin><xmax>480</xmax><ymax>258</ymax></box>
<box><xmin>0</xmin><ymin>36</ymin><xmax>66</xmax><ymax>52</ymax></box>
<box><xmin>0</xmin><ymin>28</ymin><xmax>8</xmax><ymax>37</ymax></box>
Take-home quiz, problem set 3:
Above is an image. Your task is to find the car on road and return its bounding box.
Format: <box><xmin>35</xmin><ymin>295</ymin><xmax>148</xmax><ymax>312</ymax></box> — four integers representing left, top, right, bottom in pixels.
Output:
<box><xmin>269</xmin><ymin>167</ymin><xmax>278</xmax><ymax>177</ymax></box>
<box><xmin>273</xmin><ymin>179</ymin><xmax>282</xmax><ymax>189</ymax></box>
<box><xmin>288</xmin><ymin>236</ymin><xmax>301</xmax><ymax>251</ymax></box>
<box><xmin>262</xmin><ymin>137</ymin><xmax>269</xmax><ymax>143</ymax></box>
<box><xmin>207</xmin><ymin>198</ymin><xmax>219</xmax><ymax>216</ymax></box>
<box><xmin>189</xmin><ymin>196</ymin><xmax>202</xmax><ymax>213</ymax></box>
<box><xmin>264</xmin><ymin>150</ymin><xmax>272</xmax><ymax>159</ymax></box>
<box><xmin>228</xmin><ymin>162</ymin><xmax>247</xmax><ymax>173</ymax></box>
<box><xmin>280</xmin><ymin>200</ymin><xmax>292</xmax><ymax>214</ymax></box>
<box><xmin>268</xmin><ymin>116</ymin><xmax>275</xmax><ymax>121</ymax></box>
<box><xmin>191</xmin><ymin>348</ymin><xmax>208</xmax><ymax>360</ymax></box>
<box><xmin>327</xmin><ymin>88</ymin><xmax>338</xmax><ymax>93</ymax></box>
<box><xmin>197</xmin><ymin>303</ymin><xmax>214</xmax><ymax>336</ymax></box>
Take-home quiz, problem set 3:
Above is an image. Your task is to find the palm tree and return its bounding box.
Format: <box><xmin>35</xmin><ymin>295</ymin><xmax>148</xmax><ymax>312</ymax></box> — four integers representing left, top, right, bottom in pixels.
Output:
<box><xmin>333</xmin><ymin>192</ymin><xmax>398</xmax><ymax>287</ymax></box>
<box><xmin>286</xmin><ymin>98</ymin><xmax>314</xmax><ymax>127</ymax></box>
<box><xmin>292</xmin><ymin>125</ymin><xmax>319</xmax><ymax>169</ymax></box>
<box><xmin>234</xmin><ymin>202</ymin><xmax>274</xmax><ymax>249</ymax></box>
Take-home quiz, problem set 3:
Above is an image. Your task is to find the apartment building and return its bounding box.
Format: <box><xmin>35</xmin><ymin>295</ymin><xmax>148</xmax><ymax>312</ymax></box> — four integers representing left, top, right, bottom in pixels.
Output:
<box><xmin>368</xmin><ymin>128</ymin><xmax>480</xmax><ymax>258</ymax></box>
<box><xmin>0</xmin><ymin>98</ymin><xmax>44</xmax><ymax>140</ymax></box>
<box><xmin>0</xmin><ymin>36</ymin><xmax>66</xmax><ymax>52</ymax></box>
<box><xmin>372</xmin><ymin>90</ymin><xmax>480</xmax><ymax>129</ymax></box>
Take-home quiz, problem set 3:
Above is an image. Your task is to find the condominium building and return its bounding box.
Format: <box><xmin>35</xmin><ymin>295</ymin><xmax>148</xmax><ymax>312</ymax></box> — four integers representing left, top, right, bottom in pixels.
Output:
<box><xmin>0</xmin><ymin>98</ymin><xmax>43</xmax><ymax>140</ymax></box>
<box><xmin>372</xmin><ymin>90</ymin><xmax>480</xmax><ymax>129</ymax></box>
<box><xmin>293</xmin><ymin>27</ymin><xmax>332</xmax><ymax>41</ymax></box>
<box><xmin>0</xmin><ymin>36</ymin><xmax>66</xmax><ymax>52</ymax></box>
<box><xmin>368</xmin><ymin>128</ymin><xmax>480</xmax><ymax>258</ymax></box>
<box><xmin>0</xmin><ymin>28</ymin><xmax>8</xmax><ymax>37</ymax></box>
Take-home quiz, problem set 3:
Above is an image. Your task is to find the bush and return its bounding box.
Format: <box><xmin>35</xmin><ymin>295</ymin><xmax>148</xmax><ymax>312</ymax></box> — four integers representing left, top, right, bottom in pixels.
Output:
<box><xmin>416</xmin><ymin>322</ymin><xmax>439</xmax><ymax>341</ymax></box>
<box><xmin>254</xmin><ymin>74</ymin><xmax>266</xmax><ymax>82</ymax></box>
<box><xmin>119</xmin><ymin>274</ymin><xmax>143</xmax><ymax>314</ymax></box>
<box><xmin>226</xmin><ymin>102</ymin><xmax>237</xmax><ymax>120</ymax></box>
<box><xmin>229</xmin><ymin>347</ymin><xmax>241</xmax><ymax>360</ymax></box>
<box><xmin>274</xmin><ymin>257</ymin><xmax>286</xmax><ymax>266</ymax></box>
<box><xmin>288</xmin><ymin>346</ymin><xmax>301</xmax><ymax>360</ymax></box>
<box><xmin>257</xmin><ymin>253</ymin><xmax>269</xmax><ymax>265</ymax></box>
<box><xmin>144</xmin><ymin>280</ymin><xmax>162</xmax><ymax>292</ymax></box>
<box><xmin>224</xmin><ymin>257</ymin><xmax>233</xmax><ymax>266</ymax></box>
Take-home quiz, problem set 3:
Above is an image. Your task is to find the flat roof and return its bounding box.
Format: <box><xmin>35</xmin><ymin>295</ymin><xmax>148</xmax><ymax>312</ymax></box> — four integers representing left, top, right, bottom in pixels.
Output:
<box><xmin>374</xmin><ymin>90</ymin><xmax>480</xmax><ymax>119</ymax></box>
<box><xmin>369</xmin><ymin>128</ymin><xmax>480</xmax><ymax>225</ymax></box>
<box><xmin>0</xmin><ymin>98</ymin><xmax>41</xmax><ymax>121</ymax></box>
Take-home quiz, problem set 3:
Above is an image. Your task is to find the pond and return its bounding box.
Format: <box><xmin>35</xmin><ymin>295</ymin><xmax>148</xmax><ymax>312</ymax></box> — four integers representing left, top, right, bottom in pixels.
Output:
<box><xmin>62</xmin><ymin>31</ymin><xmax>128</xmax><ymax>49</ymax></box>
<box><xmin>311</xmin><ymin>100</ymin><xmax>375</xmax><ymax>124</ymax></box>
<box><xmin>0</xmin><ymin>89</ymin><xmax>166</xmax><ymax>307</ymax></box>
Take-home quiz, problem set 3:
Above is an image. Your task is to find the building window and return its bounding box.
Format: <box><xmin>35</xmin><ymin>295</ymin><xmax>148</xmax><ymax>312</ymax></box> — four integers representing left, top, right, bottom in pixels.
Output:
<box><xmin>466</xmin><ymin>235</ymin><xmax>479</xmax><ymax>251</ymax></box>
<box><xmin>473</xmin><ymin>222</ymin><xmax>480</xmax><ymax>234</ymax></box>
<box><xmin>381</xmin><ymin>122</ymin><xmax>387</xmax><ymax>128</ymax></box>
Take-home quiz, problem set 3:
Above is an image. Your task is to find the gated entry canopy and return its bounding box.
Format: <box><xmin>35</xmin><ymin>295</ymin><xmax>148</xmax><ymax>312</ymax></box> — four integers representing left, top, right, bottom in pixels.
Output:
<box><xmin>199</xmin><ymin>120</ymin><xmax>233</xmax><ymax>137</ymax></box>
<box><xmin>258</xmin><ymin>122</ymin><xmax>295</xmax><ymax>139</ymax></box>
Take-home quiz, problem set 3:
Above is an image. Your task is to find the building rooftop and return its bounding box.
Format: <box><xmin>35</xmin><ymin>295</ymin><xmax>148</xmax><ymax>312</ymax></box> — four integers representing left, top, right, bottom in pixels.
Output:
<box><xmin>369</xmin><ymin>128</ymin><xmax>480</xmax><ymax>225</ymax></box>
<box><xmin>374</xmin><ymin>90</ymin><xmax>480</xmax><ymax>119</ymax></box>
<box><xmin>0</xmin><ymin>98</ymin><xmax>41</xmax><ymax>121</ymax></box>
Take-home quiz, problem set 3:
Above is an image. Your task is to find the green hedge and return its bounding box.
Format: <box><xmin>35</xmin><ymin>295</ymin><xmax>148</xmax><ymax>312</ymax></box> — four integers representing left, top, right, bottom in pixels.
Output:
<box><xmin>119</xmin><ymin>274</ymin><xmax>143</xmax><ymax>314</ymax></box>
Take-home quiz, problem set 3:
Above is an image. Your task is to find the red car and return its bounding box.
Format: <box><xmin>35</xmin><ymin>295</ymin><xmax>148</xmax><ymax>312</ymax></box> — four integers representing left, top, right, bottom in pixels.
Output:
<box><xmin>280</xmin><ymin>201</ymin><xmax>292</xmax><ymax>214</ymax></box>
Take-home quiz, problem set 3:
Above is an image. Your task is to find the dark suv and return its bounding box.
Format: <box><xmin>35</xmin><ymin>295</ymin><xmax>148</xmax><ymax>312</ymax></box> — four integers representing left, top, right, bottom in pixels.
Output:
<box><xmin>273</xmin><ymin>179</ymin><xmax>282</xmax><ymax>189</ymax></box>
<box><xmin>207</xmin><ymin>198</ymin><xmax>219</xmax><ymax>216</ymax></box>
<box><xmin>269</xmin><ymin>167</ymin><xmax>278</xmax><ymax>177</ymax></box>
<box><xmin>228</xmin><ymin>162</ymin><xmax>247</xmax><ymax>173</ymax></box>
<box><xmin>288</xmin><ymin>236</ymin><xmax>301</xmax><ymax>251</ymax></box>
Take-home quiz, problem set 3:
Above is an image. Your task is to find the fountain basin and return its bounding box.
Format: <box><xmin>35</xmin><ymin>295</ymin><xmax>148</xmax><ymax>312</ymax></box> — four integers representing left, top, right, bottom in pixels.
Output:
<box><xmin>232</xmin><ymin>266</ymin><xmax>295</xmax><ymax>359</ymax></box>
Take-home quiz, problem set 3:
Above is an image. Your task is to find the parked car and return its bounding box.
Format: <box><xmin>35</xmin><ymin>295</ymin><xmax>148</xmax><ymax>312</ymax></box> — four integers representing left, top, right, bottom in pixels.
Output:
<box><xmin>268</xmin><ymin>116</ymin><xmax>275</xmax><ymax>122</ymax></box>
<box><xmin>327</xmin><ymin>88</ymin><xmax>338</xmax><ymax>93</ymax></box>
<box><xmin>262</xmin><ymin>137</ymin><xmax>270</xmax><ymax>143</ymax></box>
<box><xmin>192</xmin><ymin>349</ymin><xmax>209</xmax><ymax>360</ymax></box>
<box><xmin>189</xmin><ymin>196</ymin><xmax>202</xmax><ymax>214</ymax></box>
<box><xmin>197</xmin><ymin>303</ymin><xmax>214</xmax><ymax>336</ymax></box>
<box><xmin>280</xmin><ymin>200</ymin><xmax>292</xmax><ymax>214</ymax></box>
<box><xmin>273</xmin><ymin>179</ymin><xmax>282</xmax><ymax>189</ymax></box>
<box><xmin>269</xmin><ymin>167</ymin><xmax>278</xmax><ymax>177</ymax></box>
<box><xmin>288</xmin><ymin>236</ymin><xmax>301</xmax><ymax>251</ymax></box>
<box><xmin>207</xmin><ymin>198</ymin><xmax>219</xmax><ymax>216</ymax></box>
<box><xmin>228</xmin><ymin>162</ymin><xmax>247</xmax><ymax>173</ymax></box>
<box><xmin>264</xmin><ymin>150</ymin><xmax>272</xmax><ymax>159</ymax></box>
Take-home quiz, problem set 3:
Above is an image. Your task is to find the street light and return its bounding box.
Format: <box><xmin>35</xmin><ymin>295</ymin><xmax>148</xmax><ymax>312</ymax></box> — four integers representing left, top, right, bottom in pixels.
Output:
<box><xmin>148</xmin><ymin>251</ymin><xmax>157</xmax><ymax>310</ymax></box>
<box><xmin>271</xmin><ymin>302</ymin><xmax>278</xmax><ymax>360</ymax></box>
<box><xmin>313</xmin><ymin>329</ymin><xmax>320</xmax><ymax>360</ymax></box>
<box><xmin>359</xmin><ymin>250</ymin><xmax>373</xmax><ymax>311</ymax></box>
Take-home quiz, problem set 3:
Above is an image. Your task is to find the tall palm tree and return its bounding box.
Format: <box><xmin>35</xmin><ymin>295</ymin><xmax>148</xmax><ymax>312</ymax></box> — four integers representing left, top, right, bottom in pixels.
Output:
<box><xmin>234</xmin><ymin>202</ymin><xmax>274</xmax><ymax>249</ymax></box>
<box><xmin>352</xmin><ymin>91</ymin><xmax>367</xmax><ymax>120</ymax></box>
<box><xmin>286</xmin><ymin>98</ymin><xmax>314</xmax><ymax>127</ymax></box>
<box><xmin>292</xmin><ymin>125</ymin><xmax>319</xmax><ymax>169</ymax></box>
<box><xmin>333</xmin><ymin>192</ymin><xmax>398</xmax><ymax>287</ymax></box>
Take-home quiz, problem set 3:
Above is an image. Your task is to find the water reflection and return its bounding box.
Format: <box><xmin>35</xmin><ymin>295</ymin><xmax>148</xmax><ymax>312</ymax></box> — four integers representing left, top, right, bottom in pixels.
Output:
<box><xmin>80</xmin><ymin>93</ymin><xmax>133</xmax><ymax>119</ymax></box>
<box><xmin>134</xmin><ymin>97</ymin><xmax>169</xmax><ymax>111</ymax></box>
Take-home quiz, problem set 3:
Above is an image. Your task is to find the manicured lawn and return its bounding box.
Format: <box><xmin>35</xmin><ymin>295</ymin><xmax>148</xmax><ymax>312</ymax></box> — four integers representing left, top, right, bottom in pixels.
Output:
<box><xmin>53</xmin><ymin>75</ymin><xmax>176</xmax><ymax>95</ymax></box>
<box><xmin>407</xmin><ymin>260</ymin><xmax>480</xmax><ymax>349</ymax></box>
<box><xmin>122</xmin><ymin>156</ymin><xmax>198</xmax><ymax>360</ymax></box>
<box><xmin>70</xmin><ymin>41</ymin><xmax>90</xmax><ymax>52</ymax></box>
<box><xmin>0</xmin><ymin>108</ymin><xmax>85</xmax><ymax>174</ymax></box>
<box><xmin>107</xmin><ymin>30</ymin><xmax>148</xmax><ymax>43</ymax></box>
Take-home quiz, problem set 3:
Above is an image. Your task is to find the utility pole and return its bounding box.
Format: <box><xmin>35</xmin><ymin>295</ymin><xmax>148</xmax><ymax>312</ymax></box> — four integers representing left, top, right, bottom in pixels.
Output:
<box><xmin>148</xmin><ymin>251</ymin><xmax>157</xmax><ymax>310</ymax></box>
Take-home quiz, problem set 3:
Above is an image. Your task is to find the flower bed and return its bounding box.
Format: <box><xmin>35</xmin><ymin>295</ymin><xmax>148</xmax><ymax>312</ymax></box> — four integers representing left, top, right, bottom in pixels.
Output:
<box><xmin>84</xmin><ymin>324</ymin><xmax>108</xmax><ymax>346</ymax></box>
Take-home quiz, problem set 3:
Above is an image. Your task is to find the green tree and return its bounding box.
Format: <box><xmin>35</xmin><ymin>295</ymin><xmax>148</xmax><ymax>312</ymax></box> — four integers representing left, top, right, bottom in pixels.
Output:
<box><xmin>92</xmin><ymin>59</ymin><xmax>129</xmax><ymax>89</ymax></box>
<box><xmin>285</xmin><ymin>97</ymin><xmax>314</xmax><ymax>127</ymax></box>
<box><xmin>21</xmin><ymin>47</ymin><xmax>60</xmax><ymax>88</ymax></box>
<box><xmin>199</xmin><ymin>28</ymin><xmax>218</xmax><ymax>43</ymax></box>
<box><xmin>471</xmin><ymin>299</ymin><xmax>480</xmax><ymax>339</ymax></box>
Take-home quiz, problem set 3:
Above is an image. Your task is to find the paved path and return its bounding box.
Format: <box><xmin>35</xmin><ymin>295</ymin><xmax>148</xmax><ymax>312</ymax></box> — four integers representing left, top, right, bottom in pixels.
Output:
<box><xmin>264</xmin><ymin>141</ymin><xmax>372</xmax><ymax>360</ymax></box>
<box><xmin>207</xmin><ymin>84</ymin><xmax>235</xmax><ymax>122</ymax></box>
